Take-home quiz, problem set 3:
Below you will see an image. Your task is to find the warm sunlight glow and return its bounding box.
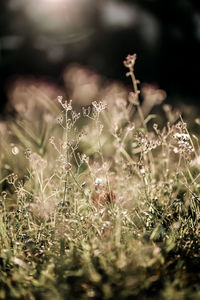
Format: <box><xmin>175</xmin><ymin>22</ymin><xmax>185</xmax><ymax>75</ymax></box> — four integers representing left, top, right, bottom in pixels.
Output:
<box><xmin>8</xmin><ymin>0</ymin><xmax>94</xmax><ymax>41</ymax></box>
<box><xmin>22</xmin><ymin>0</ymin><xmax>87</xmax><ymax>34</ymax></box>
<box><xmin>40</xmin><ymin>0</ymin><xmax>67</xmax><ymax>4</ymax></box>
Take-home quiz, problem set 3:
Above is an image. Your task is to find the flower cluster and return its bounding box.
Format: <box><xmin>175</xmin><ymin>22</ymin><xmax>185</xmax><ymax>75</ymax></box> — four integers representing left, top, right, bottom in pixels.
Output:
<box><xmin>57</xmin><ymin>96</ymin><xmax>72</xmax><ymax>111</ymax></box>
<box><xmin>82</xmin><ymin>106</ymin><xmax>91</xmax><ymax>117</ymax></box>
<box><xmin>92</xmin><ymin>101</ymin><xmax>107</xmax><ymax>113</ymax></box>
<box><xmin>172</xmin><ymin>122</ymin><xmax>194</xmax><ymax>155</ymax></box>
<box><xmin>136</xmin><ymin>132</ymin><xmax>162</xmax><ymax>154</ymax></box>
<box><xmin>173</xmin><ymin>133</ymin><xmax>194</xmax><ymax>155</ymax></box>
<box><xmin>7</xmin><ymin>173</ymin><xmax>18</xmax><ymax>185</ymax></box>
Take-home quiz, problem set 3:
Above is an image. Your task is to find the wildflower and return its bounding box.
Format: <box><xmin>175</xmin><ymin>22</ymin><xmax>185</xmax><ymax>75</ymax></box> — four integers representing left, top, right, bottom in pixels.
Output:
<box><xmin>95</xmin><ymin>177</ymin><xmax>103</xmax><ymax>185</ymax></box>
<box><xmin>172</xmin><ymin>130</ymin><xmax>194</xmax><ymax>155</ymax></box>
<box><xmin>81</xmin><ymin>153</ymin><xmax>89</xmax><ymax>164</ymax></box>
<box><xmin>123</xmin><ymin>54</ymin><xmax>137</xmax><ymax>69</ymax></box>
<box><xmin>65</xmin><ymin>162</ymin><xmax>72</xmax><ymax>172</ymax></box>
<box><xmin>72</xmin><ymin>111</ymin><xmax>81</xmax><ymax>123</ymax></box>
<box><xmin>101</xmin><ymin>221</ymin><xmax>111</xmax><ymax>231</ymax></box>
<box><xmin>140</xmin><ymin>168</ymin><xmax>145</xmax><ymax>174</ymax></box>
<box><xmin>173</xmin><ymin>147</ymin><xmax>179</xmax><ymax>154</ymax></box>
<box><xmin>12</xmin><ymin>146</ymin><xmax>19</xmax><ymax>155</ymax></box>
<box><xmin>7</xmin><ymin>173</ymin><xmax>18</xmax><ymax>185</ymax></box>
<box><xmin>57</xmin><ymin>96</ymin><xmax>72</xmax><ymax>111</ymax></box>
<box><xmin>136</xmin><ymin>132</ymin><xmax>162</xmax><ymax>154</ymax></box>
<box><xmin>92</xmin><ymin>100</ymin><xmax>107</xmax><ymax>113</ymax></box>
<box><xmin>173</xmin><ymin>133</ymin><xmax>190</xmax><ymax>141</ymax></box>
<box><xmin>82</xmin><ymin>106</ymin><xmax>91</xmax><ymax>117</ymax></box>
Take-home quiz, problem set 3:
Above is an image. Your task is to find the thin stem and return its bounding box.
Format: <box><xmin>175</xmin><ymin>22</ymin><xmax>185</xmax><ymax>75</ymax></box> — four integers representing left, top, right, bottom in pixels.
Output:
<box><xmin>129</xmin><ymin>68</ymin><xmax>155</xmax><ymax>174</ymax></box>
<box><xmin>69</xmin><ymin>171</ymin><xmax>86</xmax><ymax>196</ymax></box>
<box><xmin>129</xmin><ymin>68</ymin><xmax>147</xmax><ymax>131</ymax></box>
<box><xmin>180</xmin><ymin>115</ymin><xmax>198</xmax><ymax>159</ymax></box>
<box><xmin>97</xmin><ymin>119</ymin><xmax>112</xmax><ymax>202</ymax></box>
<box><xmin>63</xmin><ymin>109</ymin><xmax>69</xmax><ymax>204</ymax></box>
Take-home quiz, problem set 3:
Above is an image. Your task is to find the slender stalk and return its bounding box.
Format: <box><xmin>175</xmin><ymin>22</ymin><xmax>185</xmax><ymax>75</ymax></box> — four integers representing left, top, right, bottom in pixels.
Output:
<box><xmin>180</xmin><ymin>115</ymin><xmax>198</xmax><ymax>159</ymax></box>
<box><xmin>129</xmin><ymin>68</ymin><xmax>147</xmax><ymax>131</ymax></box>
<box><xmin>63</xmin><ymin>108</ymin><xmax>69</xmax><ymax>204</ymax></box>
<box><xmin>97</xmin><ymin>119</ymin><xmax>112</xmax><ymax>202</ymax></box>
<box><xmin>129</xmin><ymin>67</ymin><xmax>155</xmax><ymax>174</ymax></box>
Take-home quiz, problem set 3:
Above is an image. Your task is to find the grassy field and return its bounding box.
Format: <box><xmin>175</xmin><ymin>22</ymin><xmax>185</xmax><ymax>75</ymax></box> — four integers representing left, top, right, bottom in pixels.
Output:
<box><xmin>1</xmin><ymin>55</ymin><xmax>200</xmax><ymax>300</ymax></box>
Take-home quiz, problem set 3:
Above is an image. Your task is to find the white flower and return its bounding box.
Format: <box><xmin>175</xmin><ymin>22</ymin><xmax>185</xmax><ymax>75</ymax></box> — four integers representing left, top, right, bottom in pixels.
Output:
<box><xmin>173</xmin><ymin>147</ymin><xmax>179</xmax><ymax>154</ymax></box>
<box><xmin>95</xmin><ymin>178</ymin><xmax>103</xmax><ymax>185</ymax></box>
<box><xmin>12</xmin><ymin>146</ymin><xmax>19</xmax><ymax>155</ymax></box>
<box><xmin>140</xmin><ymin>168</ymin><xmax>145</xmax><ymax>174</ymax></box>
<box><xmin>173</xmin><ymin>133</ymin><xmax>190</xmax><ymax>140</ymax></box>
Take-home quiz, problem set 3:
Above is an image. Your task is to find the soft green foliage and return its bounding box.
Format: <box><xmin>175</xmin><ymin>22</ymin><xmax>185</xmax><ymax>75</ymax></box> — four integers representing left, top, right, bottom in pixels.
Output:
<box><xmin>1</xmin><ymin>55</ymin><xmax>200</xmax><ymax>300</ymax></box>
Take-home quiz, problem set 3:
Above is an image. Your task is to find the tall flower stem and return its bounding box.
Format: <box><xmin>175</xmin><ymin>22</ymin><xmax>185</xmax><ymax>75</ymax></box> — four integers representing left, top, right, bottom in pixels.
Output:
<box><xmin>124</xmin><ymin>54</ymin><xmax>154</xmax><ymax>172</ymax></box>
<box><xmin>63</xmin><ymin>108</ymin><xmax>69</xmax><ymax>204</ymax></box>
<box><xmin>97</xmin><ymin>118</ymin><xmax>112</xmax><ymax>203</ymax></box>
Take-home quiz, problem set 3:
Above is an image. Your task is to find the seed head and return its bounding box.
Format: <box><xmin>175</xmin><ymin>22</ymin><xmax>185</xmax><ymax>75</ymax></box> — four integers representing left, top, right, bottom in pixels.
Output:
<box><xmin>123</xmin><ymin>54</ymin><xmax>137</xmax><ymax>69</ymax></box>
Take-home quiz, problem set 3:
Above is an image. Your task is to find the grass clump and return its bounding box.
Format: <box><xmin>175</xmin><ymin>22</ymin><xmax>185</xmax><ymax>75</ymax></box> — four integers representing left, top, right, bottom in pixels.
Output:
<box><xmin>1</xmin><ymin>54</ymin><xmax>200</xmax><ymax>300</ymax></box>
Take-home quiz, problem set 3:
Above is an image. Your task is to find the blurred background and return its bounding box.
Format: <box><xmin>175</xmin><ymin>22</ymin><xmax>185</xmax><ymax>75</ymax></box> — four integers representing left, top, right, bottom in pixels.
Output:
<box><xmin>0</xmin><ymin>0</ymin><xmax>200</xmax><ymax>114</ymax></box>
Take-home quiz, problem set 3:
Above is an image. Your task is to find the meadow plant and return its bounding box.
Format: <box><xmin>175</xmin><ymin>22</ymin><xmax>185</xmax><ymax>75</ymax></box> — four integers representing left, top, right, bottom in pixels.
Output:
<box><xmin>0</xmin><ymin>54</ymin><xmax>200</xmax><ymax>300</ymax></box>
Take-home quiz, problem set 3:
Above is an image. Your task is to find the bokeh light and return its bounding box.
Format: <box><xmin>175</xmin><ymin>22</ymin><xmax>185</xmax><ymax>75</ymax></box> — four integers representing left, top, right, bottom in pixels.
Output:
<box><xmin>9</xmin><ymin>0</ymin><xmax>95</xmax><ymax>36</ymax></box>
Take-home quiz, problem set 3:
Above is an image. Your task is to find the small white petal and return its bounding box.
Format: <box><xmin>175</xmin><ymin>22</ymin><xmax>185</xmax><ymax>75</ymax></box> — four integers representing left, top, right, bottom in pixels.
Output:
<box><xmin>12</xmin><ymin>146</ymin><xmax>19</xmax><ymax>155</ymax></box>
